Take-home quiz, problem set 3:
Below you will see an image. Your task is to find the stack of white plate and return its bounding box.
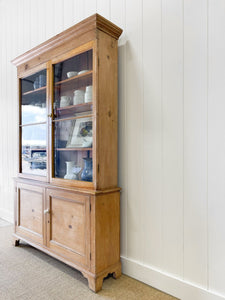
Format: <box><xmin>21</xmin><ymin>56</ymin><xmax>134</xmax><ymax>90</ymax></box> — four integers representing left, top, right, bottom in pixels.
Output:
<box><xmin>85</xmin><ymin>85</ymin><xmax>92</xmax><ymax>103</ymax></box>
<box><xmin>73</xmin><ymin>89</ymin><xmax>84</xmax><ymax>105</ymax></box>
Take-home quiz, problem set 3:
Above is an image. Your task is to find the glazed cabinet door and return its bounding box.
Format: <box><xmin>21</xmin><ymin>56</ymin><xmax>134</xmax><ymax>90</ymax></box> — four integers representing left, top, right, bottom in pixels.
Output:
<box><xmin>19</xmin><ymin>66</ymin><xmax>48</xmax><ymax>182</ymax></box>
<box><xmin>46</xmin><ymin>189</ymin><xmax>90</xmax><ymax>268</ymax></box>
<box><xmin>15</xmin><ymin>183</ymin><xmax>45</xmax><ymax>245</ymax></box>
<box><xmin>50</xmin><ymin>42</ymin><xmax>95</xmax><ymax>187</ymax></box>
<box><xmin>49</xmin><ymin>42</ymin><xmax>95</xmax><ymax>189</ymax></box>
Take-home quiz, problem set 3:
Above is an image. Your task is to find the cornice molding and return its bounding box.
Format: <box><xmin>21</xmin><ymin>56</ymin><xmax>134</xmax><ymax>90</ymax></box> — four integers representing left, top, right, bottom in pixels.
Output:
<box><xmin>12</xmin><ymin>14</ymin><xmax>123</xmax><ymax>67</ymax></box>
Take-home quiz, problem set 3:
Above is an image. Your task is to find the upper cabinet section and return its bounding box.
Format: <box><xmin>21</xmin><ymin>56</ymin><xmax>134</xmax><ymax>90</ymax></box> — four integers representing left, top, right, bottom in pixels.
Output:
<box><xmin>13</xmin><ymin>14</ymin><xmax>122</xmax><ymax>190</ymax></box>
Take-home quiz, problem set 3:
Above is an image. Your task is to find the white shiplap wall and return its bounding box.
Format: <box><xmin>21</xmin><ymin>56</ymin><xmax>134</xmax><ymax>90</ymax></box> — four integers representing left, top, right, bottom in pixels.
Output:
<box><xmin>1</xmin><ymin>1</ymin><xmax>225</xmax><ymax>299</ymax></box>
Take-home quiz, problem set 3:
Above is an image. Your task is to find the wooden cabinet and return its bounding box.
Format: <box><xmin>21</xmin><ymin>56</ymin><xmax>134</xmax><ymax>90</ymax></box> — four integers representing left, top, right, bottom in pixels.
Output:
<box><xmin>12</xmin><ymin>14</ymin><xmax>122</xmax><ymax>292</ymax></box>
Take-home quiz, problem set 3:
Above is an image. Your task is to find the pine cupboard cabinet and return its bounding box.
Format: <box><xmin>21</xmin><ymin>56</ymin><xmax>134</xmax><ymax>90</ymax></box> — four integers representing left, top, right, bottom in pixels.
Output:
<box><xmin>12</xmin><ymin>14</ymin><xmax>122</xmax><ymax>292</ymax></box>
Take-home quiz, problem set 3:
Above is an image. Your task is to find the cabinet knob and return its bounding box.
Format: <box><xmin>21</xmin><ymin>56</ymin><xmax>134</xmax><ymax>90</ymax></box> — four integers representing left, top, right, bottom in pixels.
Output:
<box><xmin>44</xmin><ymin>209</ymin><xmax>50</xmax><ymax>214</ymax></box>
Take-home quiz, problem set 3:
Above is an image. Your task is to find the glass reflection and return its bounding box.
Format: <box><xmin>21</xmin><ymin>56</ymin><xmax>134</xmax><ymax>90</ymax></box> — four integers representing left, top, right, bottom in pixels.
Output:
<box><xmin>21</xmin><ymin>124</ymin><xmax>46</xmax><ymax>176</ymax></box>
<box><xmin>21</xmin><ymin>69</ymin><xmax>47</xmax><ymax>125</ymax></box>
<box><xmin>22</xmin><ymin>104</ymin><xmax>46</xmax><ymax>125</ymax></box>
<box><xmin>53</xmin><ymin>118</ymin><xmax>93</xmax><ymax>181</ymax></box>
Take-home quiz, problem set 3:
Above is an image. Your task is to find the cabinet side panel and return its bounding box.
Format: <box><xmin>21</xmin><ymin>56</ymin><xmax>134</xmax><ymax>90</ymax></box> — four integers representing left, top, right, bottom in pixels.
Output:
<box><xmin>96</xmin><ymin>31</ymin><xmax>118</xmax><ymax>189</ymax></box>
<box><xmin>95</xmin><ymin>192</ymin><xmax>120</xmax><ymax>272</ymax></box>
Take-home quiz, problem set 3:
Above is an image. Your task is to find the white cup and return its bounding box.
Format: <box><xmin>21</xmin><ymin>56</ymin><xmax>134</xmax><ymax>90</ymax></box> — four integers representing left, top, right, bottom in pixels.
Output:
<box><xmin>73</xmin><ymin>90</ymin><xmax>84</xmax><ymax>105</ymax></box>
<box><xmin>84</xmin><ymin>85</ymin><xmax>92</xmax><ymax>103</ymax></box>
<box><xmin>86</xmin><ymin>85</ymin><xmax>93</xmax><ymax>93</ymax></box>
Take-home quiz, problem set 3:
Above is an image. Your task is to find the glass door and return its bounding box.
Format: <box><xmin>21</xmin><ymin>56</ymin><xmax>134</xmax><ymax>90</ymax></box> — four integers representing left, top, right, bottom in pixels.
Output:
<box><xmin>20</xmin><ymin>69</ymin><xmax>47</xmax><ymax>178</ymax></box>
<box><xmin>52</xmin><ymin>49</ymin><xmax>93</xmax><ymax>183</ymax></box>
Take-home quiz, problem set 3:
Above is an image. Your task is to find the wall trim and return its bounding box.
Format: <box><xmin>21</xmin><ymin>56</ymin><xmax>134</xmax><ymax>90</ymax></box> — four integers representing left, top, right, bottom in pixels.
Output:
<box><xmin>121</xmin><ymin>256</ymin><xmax>225</xmax><ymax>300</ymax></box>
<box><xmin>0</xmin><ymin>208</ymin><xmax>13</xmax><ymax>223</ymax></box>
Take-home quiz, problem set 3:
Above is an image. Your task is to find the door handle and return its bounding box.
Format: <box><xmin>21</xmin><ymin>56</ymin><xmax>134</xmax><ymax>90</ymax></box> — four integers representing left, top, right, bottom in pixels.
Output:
<box><xmin>44</xmin><ymin>209</ymin><xmax>50</xmax><ymax>214</ymax></box>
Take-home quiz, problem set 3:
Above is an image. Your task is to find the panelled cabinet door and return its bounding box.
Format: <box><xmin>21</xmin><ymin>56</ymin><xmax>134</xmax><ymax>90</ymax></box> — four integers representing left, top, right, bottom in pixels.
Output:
<box><xmin>46</xmin><ymin>189</ymin><xmax>90</xmax><ymax>268</ymax></box>
<box><xmin>16</xmin><ymin>183</ymin><xmax>44</xmax><ymax>245</ymax></box>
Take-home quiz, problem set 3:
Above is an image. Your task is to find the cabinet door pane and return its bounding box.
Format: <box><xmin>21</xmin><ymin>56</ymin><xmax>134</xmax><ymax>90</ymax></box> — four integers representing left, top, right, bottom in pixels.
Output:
<box><xmin>52</xmin><ymin>49</ymin><xmax>94</xmax><ymax>182</ymax></box>
<box><xmin>53</xmin><ymin>49</ymin><xmax>93</xmax><ymax>120</ymax></box>
<box><xmin>21</xmin><ymin>124</ymin><xmax>47</xmax><ymax>176</ymax></box>
<box><xmin>21</xmin><ymin>69</ymin><xmax>47</xmax><ymax>125</ymax></box>
<box><xmin>53</xmin><ymin>118</ymin><xmax>93</xmax><ymax>182</ymax></box>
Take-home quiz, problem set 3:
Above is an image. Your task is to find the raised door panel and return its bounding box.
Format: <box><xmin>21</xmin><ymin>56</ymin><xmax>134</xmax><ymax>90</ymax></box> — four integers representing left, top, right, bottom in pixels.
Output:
<box><xmin>16</xmin><ymin>183</ymin><xmax>44</xmax><ymax>245</ymax></box>
<box><xmin>46</xmin><ymin>189</ymin><xmax>90</xmax><ymax>268</ymax></box>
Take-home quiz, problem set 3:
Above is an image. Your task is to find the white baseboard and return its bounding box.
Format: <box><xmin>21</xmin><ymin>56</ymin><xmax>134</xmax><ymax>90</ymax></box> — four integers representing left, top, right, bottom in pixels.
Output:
<box><xmin>121</xmin><ymin>256</ymin><xmax>225</xmax><ymax>300</ymax></box>
<box><xmin>0</xmin><ymin>208</ymin><xmax>13</xmax><ymax>223</ymax></box>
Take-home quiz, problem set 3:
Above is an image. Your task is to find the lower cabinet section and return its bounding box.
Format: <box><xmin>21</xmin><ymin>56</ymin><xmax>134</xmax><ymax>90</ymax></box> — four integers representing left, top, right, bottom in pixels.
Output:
<box><xmin>46</xmin><ymin>189</ymin><xmax>90</xmax><ymax>268</ymax></box>
<box><xmin>14</xmin><ymin>180</ymin><xmax>121</xmax><ymax>292</ymax></box>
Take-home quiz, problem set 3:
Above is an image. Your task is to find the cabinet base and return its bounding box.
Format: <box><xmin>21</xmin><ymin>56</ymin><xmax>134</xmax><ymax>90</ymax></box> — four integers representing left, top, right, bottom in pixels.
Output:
<box><xmin>82</xmin><ymin>262</ymin><xmax>122</xmax><ymax>292</ymax></box>
<box><xmin>13</xmin><ymin>237</ymin><xmax>20</xmax><ymax>247</ymax></box>
<box><xmin>13</xmin><ymin>233</ymin><xmax>121</xmax><ymax>293</ymax></box>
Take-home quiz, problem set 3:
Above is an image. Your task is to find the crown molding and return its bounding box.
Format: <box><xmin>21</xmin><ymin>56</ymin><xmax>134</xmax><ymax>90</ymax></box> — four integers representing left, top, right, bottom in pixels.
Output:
<box><xmin>12</xmin><ymin>14</ymin><xmax>123</xmax><ymax>67</ymax></box>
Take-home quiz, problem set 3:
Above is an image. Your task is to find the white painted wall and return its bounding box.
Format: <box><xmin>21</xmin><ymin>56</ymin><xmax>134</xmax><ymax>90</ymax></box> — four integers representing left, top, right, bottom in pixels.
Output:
<box><xmin>0</xmin><ymin>1</ymin><xmax>225</xmax><ymax>299</ymax></box>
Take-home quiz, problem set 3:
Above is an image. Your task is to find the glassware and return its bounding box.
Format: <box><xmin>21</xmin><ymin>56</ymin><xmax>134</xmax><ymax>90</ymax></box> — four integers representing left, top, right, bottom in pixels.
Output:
<box><xmin>81</xmin><ymin>158</ymin><xmax>92</xmax><ymax>182</ymax></box>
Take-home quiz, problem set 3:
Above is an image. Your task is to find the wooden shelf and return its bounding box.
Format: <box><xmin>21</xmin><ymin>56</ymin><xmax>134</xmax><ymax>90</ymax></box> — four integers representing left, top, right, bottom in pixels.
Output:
<box><xmin>54</xmin><ymin>71</ymin><xmax>92</xmax><ymax>93</ymax></box>
<box><xmin>55</xmin><ymin>71</ymin><xmax>92</xmax><ymax>86</ymax></box>
<box><xmin>55</xmin><ymin>147</ymin><xmax>92</xmax><ymax>151</ymax></box>
<box><xmin>54</xmin><ymin>102</ymin><xmax>93</xmax><ymax>118</ymax></box>
<box><xmin>22</xmin><ymin>86</ymin><xmax>46</xmax><ymax>96</ymax></box>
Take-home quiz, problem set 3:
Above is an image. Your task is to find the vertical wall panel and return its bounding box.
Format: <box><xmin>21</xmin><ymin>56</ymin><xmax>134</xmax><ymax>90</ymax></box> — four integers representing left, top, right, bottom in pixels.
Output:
<box><xmin>45</xmin><ymin>0</ymin><xmax>55</xmax><ymax>40</ymax></box>
<box><xmin>84</xmin><ymin>0</ymin><xmax>97</xmax><ymax>18</ymax></box>
<box><xmin>183</xmin><ymin>0</ymin><xmax>208</xmax><ymax>286</ymax></box>
<box><xmin>63</xmin><ymin>0</ymin><xmax>75</xmax><ymax>29</ymax></box>
<box><xmin>208</xmin><ymin>0</ymin><xmax>225</xmax><ymax>295</ymax></box>
<box><xmin>161</xmin><ymin>0</ymin><xmax>183</xmax><ymax>277</ymax></box>
<box><xmin>1</xmin><ymin>1</ymin><xmax>7</xmax><ymax>213</ymax></box>
<box><xmin>96</xmin><ymin>0</ymin><xmax>110</xmax><ymax>19</ymax></box>
<box><xmin>73</xmin><ymin>0</ymin><xmax>85</xmax><ymax>23</ymax></box>
<box><xmin>111</xmin><ymin>0</ymin><xmax>127</xmax><ymax>257</ymax></box>
<box><xmin>0</xmin><ymin>3</ymin><xmax>3</xmax><ymax>210</ymax></box>
<box><xmin>30</xmin><ymin>0</ymin><xmax>39</xmax><ymax>48</ymax></box>
<box><xmin>54</xmin><ymin>0</ymin><xmax>64</xmax><ymax>35</ymax></box>
<box><xmin>142</xmin><ymin>0</ymin><xmax>163</xmax><ymax>268</ymax></box>
<box><xmin>125</xmin><ymin>0</ymin><xmax>144</xmax><ymax>261</ymax></box>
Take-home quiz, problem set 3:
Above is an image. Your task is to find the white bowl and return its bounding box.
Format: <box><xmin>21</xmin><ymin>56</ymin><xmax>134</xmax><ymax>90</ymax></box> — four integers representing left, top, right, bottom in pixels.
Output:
<box><xmin>67</xmin><ymin>71</ymin><xmax>78</xmax><ymax>78</ymax></box>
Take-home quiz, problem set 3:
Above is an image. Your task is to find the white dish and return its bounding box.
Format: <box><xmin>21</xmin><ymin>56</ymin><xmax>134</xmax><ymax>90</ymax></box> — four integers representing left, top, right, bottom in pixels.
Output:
<box><xmin>78</xmin><ymin>70</ymin><xmax>89</xmax><ymax>75</ymax></box>
<box><xmin>67</xmin><ymin>71</ymin><xmax>78</xmax><ymax>78</ymax></box>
